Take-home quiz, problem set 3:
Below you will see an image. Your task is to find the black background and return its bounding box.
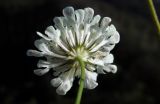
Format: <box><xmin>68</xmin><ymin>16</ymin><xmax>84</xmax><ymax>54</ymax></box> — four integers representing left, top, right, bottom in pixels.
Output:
<box><xmin>0</xmin><ymin>0</ymin><xmax>160</xmax><ymax>104</ymax></box>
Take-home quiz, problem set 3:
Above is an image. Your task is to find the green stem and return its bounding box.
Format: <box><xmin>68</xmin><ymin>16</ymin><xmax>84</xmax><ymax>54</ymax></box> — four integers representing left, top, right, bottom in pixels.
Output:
<box><xmin>74</xmin><ymin>56</ymin><xmax>85</xmax><ymax>104</ymax></box>
<box><xmin>147</xmin><ymin>0</ymin><xmax>160</xmax><ymax>35</ymax></box>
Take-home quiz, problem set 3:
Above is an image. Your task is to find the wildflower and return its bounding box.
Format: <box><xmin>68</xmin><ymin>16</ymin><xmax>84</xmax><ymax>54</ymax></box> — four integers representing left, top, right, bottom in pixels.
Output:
<box><xmin>27</xmin><ymin>6</ymin><xmax>120</xmax><ymax>95</ymax></box>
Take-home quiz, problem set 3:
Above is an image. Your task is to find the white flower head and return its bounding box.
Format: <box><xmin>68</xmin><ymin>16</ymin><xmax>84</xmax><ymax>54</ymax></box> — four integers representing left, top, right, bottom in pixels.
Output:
<box><xmin>27</xmin><ymin>6</ymin><xmax>120</xmax><ymax>95</ymax></box>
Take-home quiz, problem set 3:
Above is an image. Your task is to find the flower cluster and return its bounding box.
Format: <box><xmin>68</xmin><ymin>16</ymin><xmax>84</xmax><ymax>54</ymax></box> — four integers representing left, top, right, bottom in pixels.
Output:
<box><xmin>27</xmin><ymin>7</ymin><xmax>120</xmax><ymax>95</ymax></box>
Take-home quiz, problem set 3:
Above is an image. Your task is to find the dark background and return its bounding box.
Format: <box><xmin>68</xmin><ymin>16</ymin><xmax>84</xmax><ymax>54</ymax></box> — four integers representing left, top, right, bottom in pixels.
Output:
<box><xmin>0</xmin><ymin>0</ymin><xmax>160</xmax><ymax>104</ymax></box>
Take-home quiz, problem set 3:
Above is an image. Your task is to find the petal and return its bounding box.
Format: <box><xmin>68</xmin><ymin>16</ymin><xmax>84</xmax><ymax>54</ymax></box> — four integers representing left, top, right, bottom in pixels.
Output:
<box><xmin>91</xmin><ymin>51</ymin><xmax>108</xmax><ymax>59</ymax></box>
<box><xmin>103</xmin><ymin>44</ymin><xmax>115</xmax><ymax>52</ymax></box>
<box><xmin>97</xmin><ymin>66</ymin><xmax>106</xmax><ymax>74</ymax></box>
<box><xmin>36</xmin><ymin>32</ymin><xmax>50</xmax><ymax>41</ymax></box>
<box><xmin>84</xmin><ymin>70</ymin><xmax>98</xmax><ymax>89</ymax></box>
<box><xmin>37</xmin><ymin>60</ymin><xmax>50</xmax><ymax>68</ymax></box>
<box><xmin>84</xmin><ymin>7</ymin><xmax>94</xmax><ymax>23</ymax></box>
<box><xmin>34</xmin><ymin>68</ymin><xmax>49</xmax><ymax>76</ymax></box>
<box><xmin>63</xmin><ymin>6</ymin><xmax>75</xmax><ymax>20</ymax></box>
<box><xmin>53</xmin><ymin>64</ymin><xmax>70</xmax><ymax>73</ymax></box>
<box><xmin>108</xmin><ymin>31</ymin><xmax>120</xmax><ymax>44</ymax></box>
<box><xmin>35</xmin><ymin>42</ymin><xmax>52</xmax><ymax>54</ymax></box>
<box><xmin>48</xmin><ymin>41</ymin><xmax>66</xmax><ymax>55</ymax></box>
<box><xmin>56</xmin><ymin>40</ymin><xmax>70</xmax><ymax>52</ymax></box>
<box><xmin>67</xmin><ymin>29</ymin><xmax>76</xmax><ymax>46</ymax></box>
<box><xmin>56</xmin><ymin>80</ymin><xmax>73</xmax><ymax>95</ymax></box>
<box><xmin>51</xmin><ymin>77</ymin><xmax>62</xmax><ymax>87</ymax></box>
<box><xmin>53</xmin><ymin>17</ymin><xmax>64</xmax><ymax>29</ymax></box>
<box><xmin>90</xmin><ymin>40</ymin><xmax>108</xmax><ymax>52</ymax></box>
<box><xmin>27</xmin><ymin>50</ymin><xmax>43</xmax><ymax>57</ymax></box>
<box><xmin>30</xmin><ymin>41</ymin><xmax>67</xmax><ymax>58</ymax></box>
<box><xmin>34</xmin><ymin>40</ymin><xmax>68</xmax><ymax>58</ymax></box>
<box><xmin>55</xmin><ymin>69</ymin><xmax>75</xmax><ymax>95</ymax></box>
<box><xmin>97</xmin><ymin>64</ymin><xmax>117</xmax><ymax>74</ymax></box>
<box><xmin>34</xmin><ymin>39</ymin><xmax>48</xmax><ymax>52</ymax></box>
<box><xmin>106</xmin><ymin>25</ymin><xmax>120</xmax><ymax>43</ymax></box>
<box><xmin>103</xmin><ymin>64</ymin><xmax>117</xmax><ymax>73</ymax></box>
<box><xmin>75</xmin><ymin>9</ymin><xmax>85</xmax><ymax>24</ymax></box>
<box><xmin>103</xmin><ymin>53</ymin><xmax>114</xmax><ymax>64</ymax></box>
<box><xmin>88</xmin><ymin>58</ymin><xmax>104</xmax><ymax>66</ymax></box>
<box><xmin>107</xmin><ymin>24</ymin><xmax>116</xmax><ymax>31</ymax></box>
<box><xmin>90</xmin><ymin>15</ymin><xmax>101</xmax><ymax>26</ymax></box>
<box><xmin>100</xmin><ymin>17</ymin><xmax>111</xmax><ymax>28</ymax></box>
<box><xmin>37</xmin><ymin>60</ymin><xmax>65</xmax><ymax>69</ymax></box>
<box><xmin>81</xmin><ymin>24</ymin><xmax>90</xmax><ymax>44</ymax></box>
<box><xmin>55</xmin><ymin>29</ymin><xmax>61</xmax><ymax>40</ymax></box>
<box><xmin>86</xmin><ymin>64</ymin><xmax>96</xmax><ymax>71</ymax></box>
<box><xmin>45</xmin><ymin>26</ymin><xmax>60</xmax><ymax>40</ymax></box>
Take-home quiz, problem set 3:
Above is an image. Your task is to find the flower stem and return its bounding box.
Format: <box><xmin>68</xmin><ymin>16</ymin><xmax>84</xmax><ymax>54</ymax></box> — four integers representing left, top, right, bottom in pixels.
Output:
<box><xmin>74</xmin><ymin>56</ymin><xmax>85</xmax><ymax>104</ymax></box>
<box><xmin>147</xmin><ymin>0</ymin><xmax>160</xmax><ymax>35</ymax></box>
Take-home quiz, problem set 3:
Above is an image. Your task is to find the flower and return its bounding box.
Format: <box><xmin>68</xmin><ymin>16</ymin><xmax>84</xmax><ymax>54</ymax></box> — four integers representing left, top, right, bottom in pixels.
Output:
<box><xmin>27</xmin><ymin>6</ymin><xmax>120</xmax><ymax>95</ymax></box>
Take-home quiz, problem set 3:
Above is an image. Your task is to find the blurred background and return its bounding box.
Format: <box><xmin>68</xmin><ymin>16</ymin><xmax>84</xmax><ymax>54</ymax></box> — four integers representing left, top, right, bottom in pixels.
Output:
<box><xmin>0</xmin><ymin>0</ymin><xmax>160</xmax><ymax>104</ymax></box>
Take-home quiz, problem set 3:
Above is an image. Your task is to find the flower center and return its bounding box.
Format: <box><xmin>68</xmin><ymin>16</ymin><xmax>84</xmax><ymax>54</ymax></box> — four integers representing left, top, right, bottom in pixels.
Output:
<box><xmin>70</xmin><ymin>46</ymin><xmax>89</xmax><ymax>61</ymax></box>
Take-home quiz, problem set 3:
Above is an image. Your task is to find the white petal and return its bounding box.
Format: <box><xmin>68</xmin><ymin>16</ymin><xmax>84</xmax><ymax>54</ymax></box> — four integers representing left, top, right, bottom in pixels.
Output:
<box><xmin>84</xmin><ymin>70</ymin><xmax>98</xmax><ymax>89</ymax></box>
<box><xmin>27</xmin><ymin>50</ymin><xmax>43</xmax><ymax>57</ymax></box>
<box><xmin>90</xmin><ymin>40</ymin><xmax>108</xmax><ymax>52</ymax></box>
<box><xmin>100</xmin><ymin>17</ymin><xmax>111</xmax><ymax>28</ymax></box>
<box><xmin>35</xmin><ymin>42</ymin><xmax>52</xmax><ymax>55</ymax></box>
<box><xmin>54</xmin><ymin>68</ymin><xmax>75</xmax><ymax>95</ymax></box>
<box><xmin>108</xmin><ymin>31</ymin><xmax>120</xmax><ymax>44</ymax></box>
<box><xmin>88</xmin><ymin>58</ymin><xmax>104</xmax><ymax>66</ymax></box>
<box><xmin>37</xmin><ymin>60</ymin><xmax>65</xmax><ymax>69</ymax></box>
<box><xmin>97</xmin><ymin>66</ymin><xmax>106</xmax><ymax>74</ymax></box>
<box><xmin>84</xmin><ymin>7</ymin><xmax>94</xmax><ymax>23</ymax></box>
<box><xmin>83</xmin><ymin>31</ymin><xmax>91</xmax><ymax>45</ymax></box>
<box><xmin>53</xmin><ymin>64</ymin><xmax>70</xmax><ymax>73</ymax></box>
<box><xmin>74</xmin><ymin>25</ymin><xmax>81</xmax><ymax>45</ymax></box>
<box><xmin>103</xmin><ymin>54</ymin><xmax>114</xmax><ymax>64</ymax></box>
<box><xmin>34</xmin><ymin>39</ymin><xmax>47</xmax><ymax>52</ymax></box>
<box><xmin>97</xmin><ymin>64</ymin><xmax>117</xmax><ymax>74</ymax></box>
<box><xmin>67</xmin><ymin>29</ymin><xmax>76</xmax><ymax>46</ymax></box>
<box><xmin>36</xmin><ymin>32</ymin><xmax>50</xmax><ymax>41</ymax></box>
<box><xmin>107</xmin><ymin>24</ymin><xmax>116</xmax><ymax>32</ymax></box>
<box><xmin>90</xmin><ymin>15</ymin><xmax>101</xmax><ymax>26</ymax></box>
<box><xmin>35</xmin><ymin>40</ymin><xmax>68</xmax><ymax>58</ymax></box>
<box><xmin>103</xmin><ymin>64</ymin><xmax>117</xmax><ymax>73</ymax></box>
<box><xmin>34</xmin><ymin>68</ymin><xmax>49</xmax><ymax>76</ymax></box>
<box><xmin>48</xmin><ymin>41</ymin><xmax>66</xmax><ymax>55</ymax></box>
<box><xmin>86</xmin><ymin>33</ymin><xmax>99</xmax><ymax>48</ymax></box>
<box><xmin>45</xmin><ymin>26</ymin><xmax>60</xmax><ymax>40</ymax></box>
<box><xmin>91</xmin><ymin>51</ymin><xmax>108</xmax><ymax>59</ymax></box>
<box><xmin>75</xmin><ymin>9</ymin><xmax>85</xmax><ymax>24</ymax></box>
<box><xmin>55</xmin><ymin>29</ymin><xmax>61</xmax><ymax>41</ymax></box>
<box><xmin>53</xmin><ymin>17</ymin><xmax>64</xmax><ymax>29</ymax></box>
<box><xmin>106</xmin><ymin>25</ymin><xmax>120</xmax><ymax>43</ymax></box>
<box><xmin>56</xmin><ymin>80</ymin><xmax>72</xmax><ymax>95</ymax></box>
<box><xmin>31</xmin><ymin>40</ymin><xmax>66</xmax><ymax>58</ymax></box>
<box><xmin>51</xmin><ymin>78</ymin><xmax>62</xmax><ymax>87</ymax></box>
<box><xmin>63</xmin><ymin>6</ymin><xmax>75</xmax><ymax>20</ymax></box>
<box><xmin>86</xmin><ymin>64</ymin><xmax>96</xmax><ymax>71</ymax></box>
<box><xmin>63</xmin><ymin>7</ymin><xmax>75</xmax><ymax>29</ymax></box>
<box><xmin>37</xmin><ymin>60</ymin><xmax>50</xmax><ymax>68</ymax></box>
<box><xmin>103</xmin><ymin>44</ymin><xmax>115</xmax><ymax>52</ymax></box>
<box><xmin>83</xmin><ymin>24</ymin><xmax>91</xmax><ymax>45</ymax></box>
<box><xmin>57</xmin><ymin>40</ymin><xmax>70</xmax><ymax>52</ymax></box>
